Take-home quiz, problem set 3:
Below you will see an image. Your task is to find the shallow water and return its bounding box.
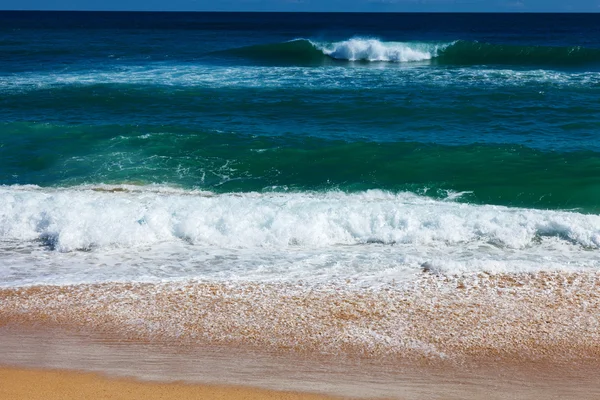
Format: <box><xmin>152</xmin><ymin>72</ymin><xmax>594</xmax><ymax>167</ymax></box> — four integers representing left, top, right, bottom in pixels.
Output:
<box><xmin>2</xmin><ymin>328</ymin><xmax>600</xmax><ymax>400</ymax></box>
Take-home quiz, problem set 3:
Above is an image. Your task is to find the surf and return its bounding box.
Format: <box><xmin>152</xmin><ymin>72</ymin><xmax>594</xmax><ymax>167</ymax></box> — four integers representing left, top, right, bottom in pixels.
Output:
<box><xmin>2</xmin><ymin>185</ymin><xmax>600</xmax><ymax>252</ymax></box>
<box><xmin>221</xmin><ymin>38</ymin><xmax>600</xmax><ymax>67</ymax></box>
<box><xmin>2</xmin><ymin>185</ymin><xmax>600</xmax><ymax>287</ymax></box>
<box><xmin>220</xmin><ymin>38</ymin><xmax>444</xmax><ymax>64</ymax></box>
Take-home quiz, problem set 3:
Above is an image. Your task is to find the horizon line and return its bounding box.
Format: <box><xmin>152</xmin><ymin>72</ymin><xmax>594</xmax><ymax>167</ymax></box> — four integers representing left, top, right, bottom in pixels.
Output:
<box><xmin>2</xmin><ymin>10</ymin><xmax>600</xmax><ymax>14</ymax></box>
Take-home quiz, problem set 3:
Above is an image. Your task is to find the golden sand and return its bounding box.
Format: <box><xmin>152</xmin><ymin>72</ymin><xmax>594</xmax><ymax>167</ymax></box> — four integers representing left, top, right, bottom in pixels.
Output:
<box><xmin>0</xmin><ymin>367</ymin><xmax>342</xmax><ymax>400</ymax></box>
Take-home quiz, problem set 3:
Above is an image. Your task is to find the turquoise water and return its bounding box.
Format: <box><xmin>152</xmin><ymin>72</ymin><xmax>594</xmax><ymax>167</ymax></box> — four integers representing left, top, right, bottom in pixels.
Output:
<box><xmin>1</xmin><ymin>12</ymin><xmax>600</xmax><ymax>286</ymax></box>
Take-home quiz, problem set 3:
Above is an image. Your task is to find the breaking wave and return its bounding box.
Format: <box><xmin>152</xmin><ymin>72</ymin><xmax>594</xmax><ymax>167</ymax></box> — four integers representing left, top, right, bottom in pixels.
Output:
<box><xmin>2</xmin><ymin>185</ymin><xmax>600</xmax><ymax>253</ymax></box>
<box><xmin>223</xmin><ymin>38</ymin><xmax>600</xmax><ymax>66</ymax></box>
<box><xmin>2</xmin><ymin>185</ymin><xmax>600</xmax><ymax>286</ymax></box>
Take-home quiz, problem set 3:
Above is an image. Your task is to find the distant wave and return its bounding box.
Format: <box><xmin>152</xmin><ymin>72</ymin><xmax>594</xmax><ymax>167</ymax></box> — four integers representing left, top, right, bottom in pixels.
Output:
<box><xmin>441</xmin><ymin>40</ymin><xmax>600</xmax><ymax>66</ymax></box>
<box><xmin>318</xmin><ymin>38</ymin><xmax>442</xmax><ymax>62</ymax></box>
<box><xmin>221</xmin><ymin>38</ymin><xmax>443</xmax><ymax>64</ymax></box>
<box><xmin>222</xmin><ymin>38</ymin><xmax>600</xmax><ymax>66</ymax></box>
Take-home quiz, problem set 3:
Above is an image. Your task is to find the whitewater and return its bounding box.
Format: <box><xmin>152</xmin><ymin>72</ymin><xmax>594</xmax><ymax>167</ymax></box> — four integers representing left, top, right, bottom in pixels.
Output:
<box><xmin>1</xmin><ymin>185</ymin><xmax>599</xmax><ymax>288</ymax></box>
<box><xmin>313</xmin><ymin>38</ymin><xmax>444</xmax><ymax>62</ymax></box>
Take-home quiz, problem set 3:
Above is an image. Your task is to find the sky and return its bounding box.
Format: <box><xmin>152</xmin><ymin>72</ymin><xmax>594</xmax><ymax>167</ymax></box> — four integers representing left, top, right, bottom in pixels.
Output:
<box><xmin>1</xmin><ymin>0</ymin><xmax>600</xmax><ymax>12</ymax></box>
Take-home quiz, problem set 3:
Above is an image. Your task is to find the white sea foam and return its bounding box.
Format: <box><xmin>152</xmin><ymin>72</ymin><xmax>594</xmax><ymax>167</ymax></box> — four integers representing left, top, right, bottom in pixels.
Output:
<box><xmin>1</xmin><ymin>185</ymin><xmax>600</xmax><ymax>287</ymax></box>
<box><xmin>315</xmin><ymin>38</ymin><xmax>443</xmax><ymax>62</ymax></box>
<box><xmin>1</xmin><ymin>65</ymin><xmax>598</xmax><ymax>94</ymax></box>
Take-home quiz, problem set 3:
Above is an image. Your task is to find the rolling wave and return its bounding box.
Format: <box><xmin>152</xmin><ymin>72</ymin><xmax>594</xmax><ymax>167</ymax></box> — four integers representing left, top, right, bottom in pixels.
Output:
<box><xmin>222</xmin><ymin>38</ymin><xmax>441</xmax><ymax>64</ymax></box>
<box><xmin>1</xmin><ymin>185</ymin><xmax>600</xmax><ymax>287</ymax></box>
<box><xmin>319</xmin><ymin>38</ymin><xmax>443</xmax><ymax>62</ymax></box>
<box><xmin>2</xmin><ymin>185</ymin><xmax>599</xmax><ymax>252</ymax></box>
<box><xmin>222</xmin><ymin>38</ymin><xmax>600</xmax><ymax>66</ymax></box>
<box><xmin>3</xmin><ymin>123</ymin><xmax>600</xmax><ymax>211</ymax></box>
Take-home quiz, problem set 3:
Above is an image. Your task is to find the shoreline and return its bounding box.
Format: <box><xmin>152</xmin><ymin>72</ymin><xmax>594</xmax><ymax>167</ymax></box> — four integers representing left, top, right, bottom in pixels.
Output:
<box><xmin>2</xmin><ymin>271</ymin><xmax>600</xmax><ymax>363</ymax></box>
<box><xmin>2</xmin><ymin>326</ymin><xmax>600</xmax><ymax>400</ymax></box>
<box><xmin>2</xmin><ymin>271</ymin><xmax>600</xmax><ymax>399</ymax></box>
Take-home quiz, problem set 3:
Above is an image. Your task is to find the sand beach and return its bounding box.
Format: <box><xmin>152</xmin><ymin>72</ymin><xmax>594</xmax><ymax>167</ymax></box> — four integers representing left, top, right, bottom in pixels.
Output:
<box><xmin>2</xmin><ymin>271</ymin><xmax>600</xmax><ymax>399</ymax></box>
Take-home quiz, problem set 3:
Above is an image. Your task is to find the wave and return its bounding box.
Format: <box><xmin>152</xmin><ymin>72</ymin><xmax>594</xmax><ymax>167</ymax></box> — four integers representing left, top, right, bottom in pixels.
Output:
<box><xmin>2</xmin><ymin>185</ymin><xmax>600</xmax><ymax>287</ymax></box>
<box><xmin>440</xmin><ymin>40</ymin><xmax>600</xmax><ymax>66</ymax></box>
<box><xmin>2</xmin><ymin>185</ymin><xmax>600</xmax><ymax>251</ymax></box>
<box><xmin>2</xmin><ymin>185</ymin><xmax>600</xmax><ymax>286</ymax></box>
<box><xmin>222</xmin><ymin>38</ymin><xmax>600</xmax><ymax>67</ymax></box>
<box><xmin>222</xmin><ymin>38</ymin><xmax>443</xmax><ymax>64</ymax></box>
<box><xmin>3</xmin><ymin>123</ymin><xmax>600</xmax><ymax>211</ymax></box>
<box><xmin>319</xmin><ymin>38</ymin><xmax>442</xmax><ymax>62</ymax></box>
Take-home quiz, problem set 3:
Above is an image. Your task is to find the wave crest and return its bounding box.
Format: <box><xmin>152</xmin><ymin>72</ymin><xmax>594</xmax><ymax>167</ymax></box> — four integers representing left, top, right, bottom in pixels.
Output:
<box><xmin>222</xmin><ymin>38</ymin><xmax>443</xmax><ymax>64</ymax></box>
<box><xmin>2</xmin><ymin>186</ymin><xmax>600</xmax><ymax>252</ymax></box>
<box><xmin>222</xmin><ymin>38</ymin><xmax>600</xmax><ymax>66</ymax></box>
<box><xmin>317</xmin><ymin>38</ymin><xmax>441</xmax><ymax>62</ymax></box>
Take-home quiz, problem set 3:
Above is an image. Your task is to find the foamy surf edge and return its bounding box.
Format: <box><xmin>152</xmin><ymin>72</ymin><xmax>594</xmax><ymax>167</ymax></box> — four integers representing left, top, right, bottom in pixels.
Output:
<box><xmin>1</xmin><ymin>184</ymin><xmax>600</xmax><ymax>287</ymax></box>
<box><xmin>2</xmin><ymin>272</ymin><xmax>599</xmax><ymax>363</ymax></box>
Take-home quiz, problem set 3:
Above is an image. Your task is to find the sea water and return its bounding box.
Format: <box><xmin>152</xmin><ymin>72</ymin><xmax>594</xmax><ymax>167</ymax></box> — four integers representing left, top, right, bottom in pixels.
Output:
<box><xmin>1</xmin><ymin>12</ymin><xmax>600</xmax><ymax>288</ymax></box>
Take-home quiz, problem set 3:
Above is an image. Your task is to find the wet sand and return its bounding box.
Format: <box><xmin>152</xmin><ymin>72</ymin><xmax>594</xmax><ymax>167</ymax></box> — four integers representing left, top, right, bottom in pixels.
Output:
<box><xmin>1</xmin><ymin>272</ymin><xmax>600</xmax><ymax>399</ymax></box>
<box><xmin>2</xmin><ymin>272</ymin><xmax>600</xmax><ymax>362</ymax></box>
<box><xmin>2</xmin><ymin>326</ymin><xmax>600</xmax><ymax>400</ymax></box>
<box><xmin>0</xmin><ymin>367</ymin><xmax>342</xmax><ymax>400</ymax></box>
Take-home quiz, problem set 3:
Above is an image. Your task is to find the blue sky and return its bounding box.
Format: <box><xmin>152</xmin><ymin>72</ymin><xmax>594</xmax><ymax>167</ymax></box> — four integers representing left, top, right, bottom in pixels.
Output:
<box><xmin>2</xmin><ymin>0</ymin><xmax>600</xmax><ymax>12</ymax></box>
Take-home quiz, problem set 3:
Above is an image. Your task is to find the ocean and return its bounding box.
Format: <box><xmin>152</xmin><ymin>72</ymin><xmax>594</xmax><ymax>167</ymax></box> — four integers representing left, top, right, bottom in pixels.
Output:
<box><xmin>1</xmin><ymin>13</ymin><xmax>600</xmax><ymax>389</ymax></box>
<box><xmin>2</xmin><ymin>12</ymin><xmax>600</xmax><ymax>287</ymax></box>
